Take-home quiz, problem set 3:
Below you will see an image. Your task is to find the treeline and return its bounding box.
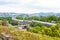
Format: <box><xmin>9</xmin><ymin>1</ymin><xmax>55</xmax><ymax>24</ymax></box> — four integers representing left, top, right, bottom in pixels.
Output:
<box><xmin>0</xmin><ymin>17</ymin><xmax>18</xmax><ymax>25</ymax></box>
<box><xmin>16</xmin><ymin>15</ymin><xmax>60</xmax><ymax>23</ymax></box>
<box><xmin>0</xmin><ymin>17</ymin><xmax>12</xmax><ymax>21</ymax></box>
<box><xmin>0</xmin><ymin>15</ymin><xmax>60</xmax><ymax>23</ymax></box>
<box><xmin>0</xmin><ymin>15</ymin><xmax>60</xmax><ymax>25</ymax></box>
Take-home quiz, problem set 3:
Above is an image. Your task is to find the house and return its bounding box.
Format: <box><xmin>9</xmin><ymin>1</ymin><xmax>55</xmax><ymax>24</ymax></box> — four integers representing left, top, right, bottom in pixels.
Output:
<box><xmin>18</xmin><ymin>20</ymin><xmax>30</xmax><ymax>29</ymax></box>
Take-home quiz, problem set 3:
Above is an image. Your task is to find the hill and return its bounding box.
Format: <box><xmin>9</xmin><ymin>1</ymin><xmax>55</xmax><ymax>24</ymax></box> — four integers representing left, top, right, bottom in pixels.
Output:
<box><xmin>30</xmin><ymin>12</ymin><xmax>60</xmax><ymax>16</ymax></box>
<box><xmin>0</xmin><ymin>12</ymin><xmax>60</xmax><ymax>17</ymax></box>
<box><xmin>0</xmin><ymin>26</ymin><xmax>60</xmax><ymax>40</ymax></box>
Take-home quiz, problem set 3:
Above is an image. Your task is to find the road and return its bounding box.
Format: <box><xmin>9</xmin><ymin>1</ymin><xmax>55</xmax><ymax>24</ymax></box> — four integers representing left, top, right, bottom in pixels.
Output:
<box><xmin>12</xmin><ymin>18</ymin><xmax>56</xmax><ymax>26</ymax></box>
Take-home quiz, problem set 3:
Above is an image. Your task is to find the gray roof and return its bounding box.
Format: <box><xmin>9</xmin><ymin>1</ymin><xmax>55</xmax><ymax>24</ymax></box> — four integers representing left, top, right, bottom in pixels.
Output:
<box><xmin>18</xmin><ymin>21</ymin><xmax>29</xmax><ymax>25</ymax></box>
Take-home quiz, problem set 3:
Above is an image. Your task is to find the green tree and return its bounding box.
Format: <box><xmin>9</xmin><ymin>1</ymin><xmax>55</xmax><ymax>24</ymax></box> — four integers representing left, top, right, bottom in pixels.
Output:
<box><xmin>10</xmin><ymin>20</ymin><xmax>18</xmax><ymax>25</ymax></box>
<box><xmin>55</xmin><ymin>23</ymin><xmax>60</xmax><ymax>30</ymax></box>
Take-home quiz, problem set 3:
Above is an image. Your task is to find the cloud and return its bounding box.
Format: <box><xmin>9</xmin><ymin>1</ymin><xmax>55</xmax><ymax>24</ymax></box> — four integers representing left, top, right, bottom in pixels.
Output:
<box><xmin>0</xmin><ymin>0</ymin><xmax>60</xmax><ymax>13</ymax></box>
<box><xmin>0</xmin><ymin>0</ymin><xmax>17</xmax><ymax>5</ymax></box>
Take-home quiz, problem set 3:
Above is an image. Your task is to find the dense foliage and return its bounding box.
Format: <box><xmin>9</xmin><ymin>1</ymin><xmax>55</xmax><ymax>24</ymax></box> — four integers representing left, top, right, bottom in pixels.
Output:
<box><xmin>9</xmin><ymin>20</ymin><xmax>18</xmax><ymax>25</ymax></box>
<box><xmin>16</xmin><ymin>15</ymin><xmax>60</xmax><ymax>23</ymax></box>
<box><xmin>0</xmin><ymin>17</ymin><xmax>18</xmax><ymax>25</ymax></box>
<box><xmin>27</xmin><ymin>23</ymin><xmax>60</xmax><ymax>37</ymax></box>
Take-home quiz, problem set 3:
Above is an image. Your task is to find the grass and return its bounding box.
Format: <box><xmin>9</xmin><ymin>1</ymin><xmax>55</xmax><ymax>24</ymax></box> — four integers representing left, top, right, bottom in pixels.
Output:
<box><xmin>0</xmin><ymin>26</ymin><xmax>60</xmax><ymax>40</ymax></box>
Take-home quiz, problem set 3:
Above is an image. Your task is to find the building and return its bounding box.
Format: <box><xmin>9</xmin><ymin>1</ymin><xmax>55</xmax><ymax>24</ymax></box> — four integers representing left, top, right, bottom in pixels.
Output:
<box><xmin>18</xmin><ymin>20</ymin><xmax>30</xmax><ymax>29</ymax></box>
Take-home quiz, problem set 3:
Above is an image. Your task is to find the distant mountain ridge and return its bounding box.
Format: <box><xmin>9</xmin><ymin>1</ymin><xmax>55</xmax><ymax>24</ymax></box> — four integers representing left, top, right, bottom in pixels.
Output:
<box><xmin>0</xmin><ymin>12</ymin><xmax>60</xmax><ymax>17</ymax></box>
<box><xmin>30</xmin><ymin>12</ymin><xmax>60</xmax><ymax>16</ymax></box>
<box><xmin>17</xmin><ymin>12</ymin><xmax>60</xmax><ymax>16</ymax></box>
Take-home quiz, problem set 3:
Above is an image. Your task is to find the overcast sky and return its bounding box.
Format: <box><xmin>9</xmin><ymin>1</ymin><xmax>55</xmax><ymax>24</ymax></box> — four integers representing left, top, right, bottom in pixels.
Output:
<box><xmin>0</xmin><ymin>0</ymin><xmax>60</xmax><ymax>14</ymax></box>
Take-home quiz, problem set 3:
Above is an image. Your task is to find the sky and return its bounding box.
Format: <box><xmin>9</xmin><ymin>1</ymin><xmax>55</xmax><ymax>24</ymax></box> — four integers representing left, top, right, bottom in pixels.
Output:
<box><xmin>0</xmin><ymin>0</ymin><xmax>60</xmax><ymax>14</ymax></box>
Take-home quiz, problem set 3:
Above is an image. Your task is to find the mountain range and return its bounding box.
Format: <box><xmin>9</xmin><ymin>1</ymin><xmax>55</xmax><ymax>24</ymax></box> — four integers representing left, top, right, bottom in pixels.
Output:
<box><xmin>0</xmin><ymin>12</ymin><xmax>60</xmax><ymax>17</ymax></box>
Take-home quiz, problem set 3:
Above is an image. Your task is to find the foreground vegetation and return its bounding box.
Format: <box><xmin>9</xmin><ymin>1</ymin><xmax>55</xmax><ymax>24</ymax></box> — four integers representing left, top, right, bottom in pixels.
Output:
<box><xmin>0</xmin><ymin>26</ymin><xmax>60</xmax><ymax>40</ymax></box>
<box><xmin>27</xmin><ymin>23</ymin><xmax>60</xmax><ymax>37</ymax></box>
